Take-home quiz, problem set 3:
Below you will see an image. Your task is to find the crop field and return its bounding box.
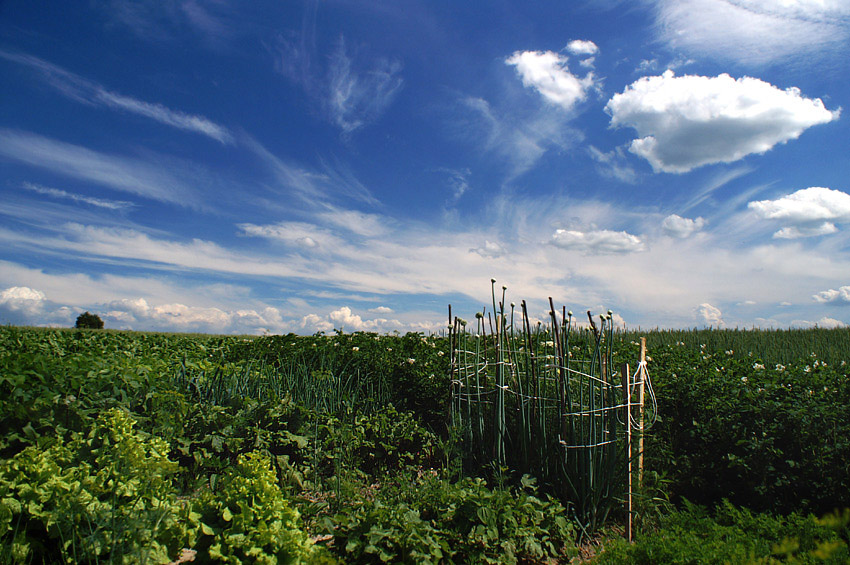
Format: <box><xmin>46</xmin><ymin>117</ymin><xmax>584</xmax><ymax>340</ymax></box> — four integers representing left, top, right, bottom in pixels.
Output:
<box><xmin>1</xmin><ymin>325</ymin><xmax>849</xmax><ymax>563</ymax></box>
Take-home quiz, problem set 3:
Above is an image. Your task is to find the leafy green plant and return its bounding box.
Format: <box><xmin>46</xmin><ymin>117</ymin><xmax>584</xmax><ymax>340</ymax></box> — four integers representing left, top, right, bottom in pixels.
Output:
<box><xmin>0</xmin><ymin>408</ymin><xmax>190</xmax><ymax>564</ymax></box>
<box><xmin>327</xmin><ymin>501</ymin><xmax>450</xmax><ymax>564</ymax></box>
<box><xmin>317</xmin><ymin>405</ymin><xmax>437</xmax><ymax>479</ymax></box>
<box><xmin>192</xmin><ymin>451</ymin><xmax>326</xmax><ymax>564</ymax></box>
<box><xmin>325</xmin><ymin>472</ymin><xmax>575</xmax><ymax>564</ymax></box>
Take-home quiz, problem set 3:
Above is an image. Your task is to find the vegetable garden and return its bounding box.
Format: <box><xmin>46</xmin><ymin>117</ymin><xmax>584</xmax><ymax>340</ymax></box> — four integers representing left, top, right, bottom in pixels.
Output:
<box><xmin>1</xmin><ymin>316</ymin><xmax>849</xmax><ymax>563</ymax></box>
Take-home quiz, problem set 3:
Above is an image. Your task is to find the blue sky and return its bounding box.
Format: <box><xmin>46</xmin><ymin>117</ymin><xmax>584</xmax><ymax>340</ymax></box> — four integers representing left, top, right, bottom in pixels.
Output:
<box><xmin>1</xmin><ymin>0</ymin><xmax>849</xmax><ymax>334</ymax></box>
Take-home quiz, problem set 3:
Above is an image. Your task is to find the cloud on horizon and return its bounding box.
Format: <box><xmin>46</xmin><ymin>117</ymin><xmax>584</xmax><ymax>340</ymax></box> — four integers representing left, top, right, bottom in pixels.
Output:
<box><xmin>0</xmin><ymin>284</ymin><xmax>427</xmax><ymax>335</ymax></box>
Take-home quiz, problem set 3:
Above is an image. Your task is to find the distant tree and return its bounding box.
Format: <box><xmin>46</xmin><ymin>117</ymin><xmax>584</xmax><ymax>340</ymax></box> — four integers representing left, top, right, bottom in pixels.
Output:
<box><xmin>75</xmin><ymin>311</ymin><xmax>104</xmax><ymax>329</ymax></box>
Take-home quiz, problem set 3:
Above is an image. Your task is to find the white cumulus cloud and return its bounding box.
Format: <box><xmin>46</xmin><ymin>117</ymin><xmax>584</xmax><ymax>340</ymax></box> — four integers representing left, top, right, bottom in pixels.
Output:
<box><xmin>0</xmin><ymin>286</ymin><xmax>46</xmax><ymax>315</ymax></box>
<box><xmin>749</xmin><ymin>187</ymin><xmax>850</xmax><ymax>238</ymax></box>
<box><xmin>506</xmin><ymin>50</ymin><xmax>596</xmax><ymax>111</ymax></box>
<box><xmin>369</xmin><ymin>306</ymin><xmax>393</xmax><ymax>314</ymax></box>
<box><xmin>0</xmin><ymin>286</ymin><xmax>75</xmax><ymax>326</ymax></box>
<box><xmin>813</xmin><ymin>286</ymin><xmax>850</xmax><ymax>305</ymax></box>
<box><xmin>566</xmin><ymin>39</ymin><xmax>599</xmax><ymax>56</ymax></box>
<box><xmin>662</xmin><ymin>214</ymin><xmax>706</xmax><ymax>238</ymax></box>
<box><xmin>605</xmin><ymin>71</ymin><xmax>838</xmax><ymax>173</ymax></box>
<box><xmin>697</xmin><ymin>302</ymin><xmax>724</xmax><ymax>327</ymax></box>
<box><xmin>551</xmin><ymin>229</ymin><xmax>645</xmax><ymax>254</ymax></box>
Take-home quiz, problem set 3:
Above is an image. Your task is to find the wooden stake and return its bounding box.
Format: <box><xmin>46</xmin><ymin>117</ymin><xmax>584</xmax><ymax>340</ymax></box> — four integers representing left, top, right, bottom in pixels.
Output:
<box><xmin>621</xmin><ymin>362</ymin><xmax>632</xmax><ymax>542</ymax></box>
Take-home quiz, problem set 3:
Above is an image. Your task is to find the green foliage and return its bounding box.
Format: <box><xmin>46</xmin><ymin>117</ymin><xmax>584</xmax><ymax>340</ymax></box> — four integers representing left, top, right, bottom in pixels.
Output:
<box><xmin>635</xmin><ymin>326</ymin><xmax>850</xmax><ymax>367</ymax></box>
<box><xmin>0</xmin><ymin>407</ymin><xmax>326</xmax><ymax>564</ymax></box>
<box><xmin>2</xmin><ymin>325</ymin><xmax>849</xmax><ymax>560</ymax></box>
<box><xmin>0</xmin><ymin>408</ymin><xmax>190</xmax><ymax>563</ymax></box>
<box><xmin>316</xmin><ymin>406</ymin><xmax>437</xmax><ymax>481</ymax></box>
<box><xmin>249</xmin><ymin>331</ymin><xmax>451</xmax><ymax>430</ymax></box>
<box><xmin>193</xmin><ymin>451</ymin><xmax>323</xmax><ymax>564</ymax></box>
<box><xmin>74</xmin><ymin>311</ymin><xmax>104</xmax><ymax>329</ymax></box>
<box><xmin>594</xmin><ymin>501</ymin><xmax>850</xmax><ymax>564</ymax></box>
<box><xmin>638</xmin><ymin>343</ymin><xmax>850</xmax><ymax>514</ymax></box>
<box><xmin>326</xmin><ymin>472</ymin><xmax>575</xmax><ymax>564</ymax></box>
<box><xmin>329</xmin><ymin>501</ymin><xmax>449</xmax><ymax>564</ymax></box>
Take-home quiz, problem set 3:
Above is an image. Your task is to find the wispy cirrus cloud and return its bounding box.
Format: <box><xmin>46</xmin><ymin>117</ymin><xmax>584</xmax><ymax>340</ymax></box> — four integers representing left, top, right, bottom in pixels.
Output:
<box><xmin>4</xmin><ymin>180</ymin><xmax>850</xmax><ymax>333</ymax></box>
<box><xmin>587</xmin><ymin>146</ymin><xmax>638</xmax><ymax>184</ymax></box>
<box><xmin>652</xmin><ymin>0</ymin><xmax>850</xmax><ymax>66</ymax></box>
<box><xmin>439</xmin><ymin>168</ymin><xmax>471</xmax><ymax>202</ymax></box>
<box><xmin>21</xmin><ymin>182</ymin><xmax>135</xmax><ymax>210</ymax></box>
<box><xmin>105</xmin><ymin>0</ymin><xmax>234</xmax><ymax>44</ymax></box>
<box><xmin>243</xmin><ymin>135</ymin><xmax>379</xmax><ymax>206</ymax></box>
<box><xmin>606</xmin><ymin>71</ymin><xmax>838</xmax><ymax>173</ymax></box>
<box><xmin>459</xmin><ymin>95</ymin><xmax>578</xmax><ymax>181</ymax></box>
<box><xmin>0</xmin><ymin>50</ymin><xmax>233</xmax><ymax>143</ymax></box>
<box><xmin>470</xmin><ymin>240</ymin><xmax>507</xmax><ymax>258</ymax></box>
<box><xmin>274</xmin><ymin>34</ymin><xmax>403</xmax><ymax>134</ymax></box>
<box><xmin>94</xmin><ymin>90</ymin><xmax>233</xmax><ymax>143</ymax></box>
<box><xmin>0</xmin><ymin>129</ymin><xmax>203</xmax><ymax>208</ymax></box>
<box><xmin>327</xmin><ymin>38</ymin><xmax>403</xmax><ymax>134</ymax></box>
<box><xmin>315</xmin><ymin>207</ymin><xmax>389</xmax><ymax>237</ymax></box>
<box><xmin>238</xmin><ymin>221</ymin><xmax>346</xmax><ymax>251</ymax></box>
<box><xmin>453</xmin><ymin>46</ymin><xmax>595</xmax><ymax>183</ymax></box>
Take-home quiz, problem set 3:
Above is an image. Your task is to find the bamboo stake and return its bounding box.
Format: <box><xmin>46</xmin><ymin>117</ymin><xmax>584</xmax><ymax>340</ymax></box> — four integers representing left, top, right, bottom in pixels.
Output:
<box><xmin>621</xmin><ymin>362</ymin><xmax>632</xmax><ymax>543</ymax></box>
<box><xmin>638</xmin><ymin>337</ymin><xmax>646</xmax><ymax>487</ymax></box>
